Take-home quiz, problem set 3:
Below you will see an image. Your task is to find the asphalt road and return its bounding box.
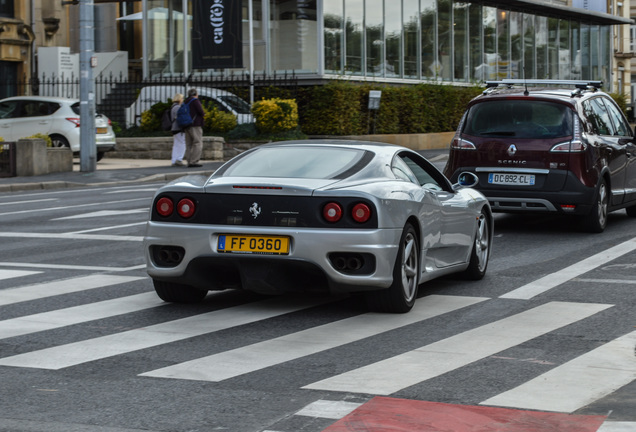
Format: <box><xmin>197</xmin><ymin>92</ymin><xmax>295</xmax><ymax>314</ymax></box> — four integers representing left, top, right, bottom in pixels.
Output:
<box><xmin>0</xmin><ymin>162</ymin><xmax>635</xmax><ymax>432</ymax></box>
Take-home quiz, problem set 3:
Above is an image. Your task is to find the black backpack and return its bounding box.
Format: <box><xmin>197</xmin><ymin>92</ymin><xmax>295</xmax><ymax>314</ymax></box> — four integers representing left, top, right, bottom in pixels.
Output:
<box><xmin>160</xmin><ymin>108</ymin><xmax>172</xmax><ymax>131</ymax></box>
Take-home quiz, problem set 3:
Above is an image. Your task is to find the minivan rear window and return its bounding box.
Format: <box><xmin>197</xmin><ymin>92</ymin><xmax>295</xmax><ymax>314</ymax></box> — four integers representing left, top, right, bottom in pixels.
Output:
<box><xmin>463</xmin><ymin>100</ymin><xmax>573</xmax><ymax>139</ymax></box>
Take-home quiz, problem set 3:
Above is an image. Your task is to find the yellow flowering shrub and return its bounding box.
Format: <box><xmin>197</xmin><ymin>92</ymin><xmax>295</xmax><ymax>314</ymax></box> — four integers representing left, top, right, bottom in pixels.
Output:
<box><xmin>25</xmin><ymin>133</ymin><xmax>53</xmax><ymax>147</ymax></box>
<box><xmin>251</xmin><ymin>98</ymin><xmax>298</xmax><ymax>134</ymax></box>
<box><xmin>140</xmin><ymin>110</ymin><xmax>160</xmax><ymax>132</ymax></box>
<box><xmin>204</xmin><ymin>106</ymin><xmax>237</xmax><ymax>133</ymax></box>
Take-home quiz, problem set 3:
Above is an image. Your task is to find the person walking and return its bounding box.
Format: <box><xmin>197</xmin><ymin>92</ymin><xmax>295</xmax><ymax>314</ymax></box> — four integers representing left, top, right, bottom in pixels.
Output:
<box><xmin>170</xmin><ymin>93</ymin><xmax>186</xmax><ymax>167</ymax></box>
<box><xmin>183</xmin><ymin>88</ymin><xmax>205</xmax><ymax>168</ymax></box>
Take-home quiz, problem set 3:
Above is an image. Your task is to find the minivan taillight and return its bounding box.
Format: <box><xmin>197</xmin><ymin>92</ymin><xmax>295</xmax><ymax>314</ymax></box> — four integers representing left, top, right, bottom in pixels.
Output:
<box><xmin>550</xmin><ymin>116</ymin><xmax>585</xmax><ymax>153</ymax></box>
<box><xmin>451</xmin><ymin>137</ymin><xmax>476</xmax><ymax>150</ymax></box>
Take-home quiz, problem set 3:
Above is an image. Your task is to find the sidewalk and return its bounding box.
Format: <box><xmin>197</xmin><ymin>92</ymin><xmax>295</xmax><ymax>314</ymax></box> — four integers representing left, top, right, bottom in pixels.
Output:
<box><xmin>0</xmin><ymin>158</ymin><xmax>222</xmax><ymax>193</ymax></box>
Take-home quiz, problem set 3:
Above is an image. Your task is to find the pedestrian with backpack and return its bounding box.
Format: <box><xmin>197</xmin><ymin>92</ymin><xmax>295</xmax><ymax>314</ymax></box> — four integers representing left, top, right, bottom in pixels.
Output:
<box><xmin>170</xmin><ymin>93</ymin><xmax>186</xmax><ymax>167</ymax></box>
<box><xmin>182</xmin><ymin>88</ymin><xmax>205</xmax><ymax>167</ymax></box>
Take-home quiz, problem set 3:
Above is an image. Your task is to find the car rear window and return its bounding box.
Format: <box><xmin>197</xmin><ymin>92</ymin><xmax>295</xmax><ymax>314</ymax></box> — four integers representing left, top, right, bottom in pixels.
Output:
<box><xmin>222</xmin><ymin>146</ymin><xmax>369</xmax><ymax>179</ymax></box>
<box><xmin>463</xmin><ymin>100</ymin><xmax>573</xmax><ymax>139</ymax></box>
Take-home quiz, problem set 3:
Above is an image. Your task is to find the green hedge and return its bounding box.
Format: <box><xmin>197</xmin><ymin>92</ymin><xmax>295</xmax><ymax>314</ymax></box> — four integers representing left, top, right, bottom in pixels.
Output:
<box><xmin>297</xmin><ymin>82</ymin><xmax>482</xmax><ymax>136</ymax></box>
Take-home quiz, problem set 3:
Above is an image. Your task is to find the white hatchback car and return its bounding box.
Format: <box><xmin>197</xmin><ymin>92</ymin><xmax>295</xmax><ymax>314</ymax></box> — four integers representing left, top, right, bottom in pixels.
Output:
<box><xmin>0</xmin><ymin>96</ymin><xmax>117</xmax><ymax>161</ymax></box>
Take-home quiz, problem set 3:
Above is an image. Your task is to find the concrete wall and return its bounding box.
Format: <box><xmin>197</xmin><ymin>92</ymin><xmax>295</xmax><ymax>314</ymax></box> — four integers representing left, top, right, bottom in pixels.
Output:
<box><xmin>15</xmin><ymin>139</ymin><xmax>72</xmax><ymax>177</ymax></box>
<box><xmin>107</xmin><ymin>133</ymin><xmax>452</xmax><ymax>162</ymax></box>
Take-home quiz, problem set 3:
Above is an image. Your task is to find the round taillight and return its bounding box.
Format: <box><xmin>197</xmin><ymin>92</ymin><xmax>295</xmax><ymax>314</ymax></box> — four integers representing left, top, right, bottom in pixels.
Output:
<box><xmin>156</xmin><ymin>197</ymin><xmax>174</xmax><ymax>217</ymax></box>
<box><xmin>323</xmin><ymin>202</ymin><xmax>343</xmax><ymax>223</ymax></box>
<box><xmin>177</xmin><ymin>198</ymin><xmax>196</xmax><ymax>218</ymax></box>
<box><xmin>352</xmin><ymin>203</ymin><xmax>371</xmax><ymax>223</ymax></box>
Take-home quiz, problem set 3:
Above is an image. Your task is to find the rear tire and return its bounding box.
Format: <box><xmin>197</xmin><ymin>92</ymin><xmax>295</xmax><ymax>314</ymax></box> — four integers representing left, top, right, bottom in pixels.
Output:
<box><xmin>153</xmin><ymin>279</ymin><xmax>208</xmax><ymax>303</ymax></box>
<box><xmin>462</xmin><ymin>210</ymin><xmax>491</xmax><ymax>280</ymax></box>
<box><xmin>365</xmin><ymin>223</ymin><xmax>419</xmax><ymax>313</ymax></box>
<box><xmin>97</xmin><ymin>151</ymin><xmax>105</xmax><ymax>162</ymax></box>
<box><xmin>581</xmin><ymin>179</ymin><xmax>608</xmax><ymax>233</ymax></box>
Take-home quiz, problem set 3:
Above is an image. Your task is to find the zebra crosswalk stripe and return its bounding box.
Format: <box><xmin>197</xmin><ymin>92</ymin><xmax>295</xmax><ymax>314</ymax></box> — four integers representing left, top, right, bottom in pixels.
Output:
<box><xmin>481</xmin><ymin>330</ymin><xmax>636</xmax><ymax>413</ymax></box>
<box><xmin>303</xmin><ymin>301</ymin><xmax>612</xmax><ymax>395</ymax></box>
<box><xmin>0</xmin><ymin>296</ymin><xmax>332</xmax><ymax>370</ymax></box>
<box><xmin>0</xmin><ymin>292</ymin><xmax>163</xmax><ymax>340</ymax></box>
<box><xmin>0</xmin><ymin>269</ymin><xmax>41</xmax><ymax>283</ymax></box>
<box><xmin>0</xmin><ymin>274</ymin><xmax>145</xmax><ymax>307</ymax></box>
<box><xmin>140</xmin><ymin>295</ymin><xmax>488</xmax><ymax>382</ymax></box>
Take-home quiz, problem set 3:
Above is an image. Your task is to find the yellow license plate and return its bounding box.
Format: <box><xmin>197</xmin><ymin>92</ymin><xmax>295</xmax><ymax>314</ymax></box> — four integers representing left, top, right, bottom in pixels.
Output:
<box><xmin>96</xmin><ymin>127</ymin><xmax>108</xmax><ymax>134</ymax></box>
<box><xmin>218</xmin><ymin>235</ymin><xmax>290</xmax><ymax>255</ymax></box>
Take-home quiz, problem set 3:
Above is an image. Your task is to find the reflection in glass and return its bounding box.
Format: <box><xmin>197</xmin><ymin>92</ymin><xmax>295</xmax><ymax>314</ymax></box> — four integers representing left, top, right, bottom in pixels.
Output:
<box><xmin>469</xmin><ymin>5</ymin><xmax>483</xmax><ymax>82</ymax></box>
<box><xmin>523</xmin><ymin>14</ymin><xmax>535</xmax><ymax>79</ymax></box>
<box><xmin>421</xmin><ymin>0</ymin><xmax>436</xmax><ymax>79</ymax></box>
<box><xmin>559</xmin><ymin>19</ymin><xmax>571</xmax><ymax>79</ymax></box>
<box><xmin>403</xmin><ymin>0</ymin><xmax>419</xmax><ymax>78</ymax></box>
<box><xmin>345</xmin><ymin>0</ymin><xmax>363</xmax><ymax>74</ymax></box>
<box><xmin>385</xmin><ymin>0</ymin><xmax>402</xmax><ymax>77</ymax></box>
<box><xmin>548</xmin><ymin>18</ymin><xmax>559</xmax><ymax>78</ymax></box>
<box><xmin>482</xmin><ymin>7</ymin><xmax>496</xmax><ymax>81</ymax></box>
<box><xmin>324</xmin><ymin>0</ymin><xmax>344</xmax><ymax>73</ymax></box>
<box><xmin>366</xmin><ymin>0</ymin><xmax>383</xmax><ymax>76</ymax></box>
<box><xmin>438</xmin><ymin>0</ymin><xmax>452</xmax><ymax>81</ymax></box>
<box><xmin>497</xmin><ymin>9</ymin><xmax>509</xmax><ymax>79</ymax></box>
<box><xmin>510</xmin><ymin>11</ymin><xmax>521</xmax><ymax>79</ymax></box>
<box><xmin>270</xmin><ymin>0</ymin><xmax>318</xmax><ymax>73</ymax></box>
<box><xmin>454</xmin><ymin>3</ymin><xmax>468</xmax><ymax>82</ymax></box>
<box><xmin>536</xmin><ymin>16</ymin><xmax>547</xmax><ymax>78</ymax></box>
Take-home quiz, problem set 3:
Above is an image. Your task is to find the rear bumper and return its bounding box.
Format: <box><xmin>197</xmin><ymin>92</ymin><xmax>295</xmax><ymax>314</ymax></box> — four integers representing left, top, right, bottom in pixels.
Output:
<box><xmin>447</xmin><ymin>168</ymin><xmax>596</xmax><ymax>215</ymax></box>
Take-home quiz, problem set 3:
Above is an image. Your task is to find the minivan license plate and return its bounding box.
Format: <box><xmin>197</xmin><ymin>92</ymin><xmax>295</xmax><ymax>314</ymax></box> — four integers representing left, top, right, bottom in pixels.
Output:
<box><xmin>488</xmin><ymin>173</ymin><xmax>535</xmax><ymax>186</ymax></box>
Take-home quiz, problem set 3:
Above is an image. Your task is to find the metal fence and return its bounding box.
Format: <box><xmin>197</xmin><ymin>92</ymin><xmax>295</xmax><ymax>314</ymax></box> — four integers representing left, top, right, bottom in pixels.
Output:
<box><xmin>7</xmin><ymin>72</ymin><xmax>298</xmax><ymax>129</ymax></box>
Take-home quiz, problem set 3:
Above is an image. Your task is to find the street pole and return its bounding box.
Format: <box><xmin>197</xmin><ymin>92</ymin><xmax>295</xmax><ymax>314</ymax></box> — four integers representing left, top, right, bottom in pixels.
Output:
<box><xmin>79</xmin><ymin>0</ymin><xmax>96</xmax><ymax>172</ymax></box>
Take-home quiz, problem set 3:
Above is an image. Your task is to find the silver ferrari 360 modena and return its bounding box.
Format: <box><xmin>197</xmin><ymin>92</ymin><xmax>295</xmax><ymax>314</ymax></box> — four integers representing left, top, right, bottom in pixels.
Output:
<box><xmin>144</xmin><ymin>140</ymin><xmax>492</xmax><ymax>313</ymax></box>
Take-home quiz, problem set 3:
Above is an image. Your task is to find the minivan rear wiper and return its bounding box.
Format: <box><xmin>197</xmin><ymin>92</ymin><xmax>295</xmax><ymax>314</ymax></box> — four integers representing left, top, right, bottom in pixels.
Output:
<box><xmin>480</xmin><ymin>131</ymin><xmax>516</xmax><ymax>136</ymax></box>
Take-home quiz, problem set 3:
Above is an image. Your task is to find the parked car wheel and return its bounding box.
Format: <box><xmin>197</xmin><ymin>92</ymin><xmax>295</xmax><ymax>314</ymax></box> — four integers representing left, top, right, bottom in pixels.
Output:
<box><xmin>153</xmin><ymin>279</ymin><xmax>208</xmax><ymax>303</ymax></box>
<box><xmin>365</xmin><ymin>223</ymin><xmax>419</xmax><ymax>313</ymax></box>
<box><xmin>50</xmin><ymin>134</ymin><xmax>69</xmax><ymax>148</ymax></box>
<box><xmin>582</xmin><ymin>179</ymin><xmax>609</xmax><ymax>233</ymax></box>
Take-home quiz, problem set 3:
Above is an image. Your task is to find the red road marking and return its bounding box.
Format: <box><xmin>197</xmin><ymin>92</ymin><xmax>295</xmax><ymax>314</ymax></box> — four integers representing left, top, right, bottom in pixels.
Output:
<box><xmin>324</xmin><ymin>397</ymin><xmax>606</xmax><ymax>432</ymax></box>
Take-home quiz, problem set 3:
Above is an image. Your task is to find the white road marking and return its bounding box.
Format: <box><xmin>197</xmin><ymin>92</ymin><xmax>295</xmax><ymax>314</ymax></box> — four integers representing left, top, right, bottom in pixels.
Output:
<box><xmin>597</xmin><ymin>422</ymin><xmax>636</xmax><ymax>432</ymax></box>
<box><xmin>103</xmin><ymin>188</ymin><xmax>159</xmax><ymax>194</ymax></box>
<box><xmin>573</xmin><ymin>278</ymin><xmax>636</xmax><ymax>285</ymax></box>
<box><xmin>481</xmin><ymin>330</ymin><xmax>636</xmax><ymax>413</ymax></box>
<box><xmin>0</xmin><ymin>292</ymin><xmax>163</xmax><ymax>339</ymax></box>
<box><xmin>0</xmin><ymin>232</ymin><xmax>142</xmax><ymax>241</ymax></box>
<box><xmin>140</xmin><ymin>295</ymin><xmax>488</xmax><ymax>382</ymax></box>
<box><xmin>303</xmin><ymin>302</ymin><xmax>612</xmax><ymax>395</ymax></box>
<box><xmin>0</xmin><ymin>297</ymin><xmax>333</xmax><ymax>369</ymax></box>
<box><xmin>53</xmin><ymin>209</ymin><xmax>148</xmax><ymax>220</ymax></box>
<box><xmin>68</xmin><ymin>222</ymin><xmax>147</xmax><ymax>234</ymax></box>
<box><xmin>295</xmin><ymin>400</ymin><xmax>363</xmax><ymax>419</ymax></box>
<box><xmin>0</xmin><ymin>197</ymin><xmax>149</xmax><ymax>217</ymax></box>
<box><xmin>0</xmin><ymin>269</ymin><xmax>41</xmax><ymax>281</ymax></box>
<box><xmin>0</xmin><ymin>262</ymin><xmax>145</xmax><ymax>272</ymax></box>
<box><xmin>0</xmin><ymin>198</ymin><xmax>58</xmax><ymax>205</ymax></box>
<box><xmin>0</xmin><ymin>274</ymin><xmax>145</xmax><ymax>306</ymax></box>
<box><xmin>500</xmin><ymin>237</ymin><xmax>636</xmax><ymax>299</ymax></box>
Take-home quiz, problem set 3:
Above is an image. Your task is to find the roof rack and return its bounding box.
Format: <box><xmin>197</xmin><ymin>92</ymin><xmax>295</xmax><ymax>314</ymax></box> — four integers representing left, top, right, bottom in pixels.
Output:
<box><xmin>485</xmin><ymin>79</ymin><xmax>603</xmax><ymax>90</ymax></box>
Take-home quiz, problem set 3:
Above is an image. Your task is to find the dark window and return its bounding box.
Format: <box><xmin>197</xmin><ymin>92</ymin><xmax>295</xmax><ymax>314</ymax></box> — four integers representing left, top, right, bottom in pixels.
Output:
<box><xmin>222</xmin><ymin>146</ymin><xmax>369</xmax><ymax>179</ymax></box>
<box><xmin>0</xmin><ymin>100</ymin><xmax>18</xmax><ymax>119</ymax></box>
<box><xmin>583</xmin><ymin>98</ymin><xmax>615</xmax><ymax>136</ymax></box>
<box><xmin>464</xmin><ymin>100</ymin><xmax>573</xmax><ymax>139</ymax></box>
<box><xmin>0</xmin><ymin>61</ymin><xmax>17</xmax><ymax>98</ymax></box>
<box><xmin>602</xmin><ymin>97</ymin><xmax>632</xmax><ymax>137</ymax></box>
<box><xmin>0</xmin><ymin>0</ymin><xmax>14</xmax><ymax>18</ymax></box>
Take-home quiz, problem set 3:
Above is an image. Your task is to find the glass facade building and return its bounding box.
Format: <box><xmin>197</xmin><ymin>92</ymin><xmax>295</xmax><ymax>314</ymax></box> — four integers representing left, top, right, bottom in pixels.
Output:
<box><xmin>141</xmin><ymin>0</ymin><xmax>628</xmax><ymax>91</ymax></box>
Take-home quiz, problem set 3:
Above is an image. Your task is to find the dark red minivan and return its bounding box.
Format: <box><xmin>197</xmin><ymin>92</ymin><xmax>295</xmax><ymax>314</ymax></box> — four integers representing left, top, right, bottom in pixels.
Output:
<box><xmin>443</xmin><ymin>80</ymin><xmax>636</xmax><ymax>232</ymax></box>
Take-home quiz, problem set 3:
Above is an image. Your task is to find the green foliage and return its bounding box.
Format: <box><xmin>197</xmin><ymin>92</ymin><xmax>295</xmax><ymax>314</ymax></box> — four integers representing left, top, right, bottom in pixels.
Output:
<box><xmin>25</xmin><ymin>133</ymin><xmax>52</xmax><ymax>147</ymax></box>
<box><xmin>226</xmin><ymin>123</ymin><xmax>259</xmax><ymax>140</ymax></box>
<box><xmin>609</xmin><ymin>92</ymin><xmax>628</xmax><ymax>114</ymax></box>
<box><xmin>110</xmin><ymin>121</ymin><xmax>122</xmax><ymax>134</ymax></box>
<box><xmin>297</xmin><ymin>81</ymin><xmax>481</xmax><ymax>136</ymax></box>
<box><xmin>251</xmin><ymin>98</ymin><xmax>299</xmax><ymax>134</ymax></box>
<box><xmin>204</xmin><ymin>106</ymin><xmax>238</xmax><ymax>133</ymax></box>
<box><xmin>140</xmin><ymin>101</ymin><xmax>173</xmax><ymax>132</ymax></box>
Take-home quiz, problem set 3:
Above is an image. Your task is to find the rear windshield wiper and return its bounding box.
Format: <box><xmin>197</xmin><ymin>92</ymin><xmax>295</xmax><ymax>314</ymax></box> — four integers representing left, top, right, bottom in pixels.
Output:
<box><xmin>479</xmin><ymin>131</ymin><xmax>516</xmax><ymax>136</ymax></box>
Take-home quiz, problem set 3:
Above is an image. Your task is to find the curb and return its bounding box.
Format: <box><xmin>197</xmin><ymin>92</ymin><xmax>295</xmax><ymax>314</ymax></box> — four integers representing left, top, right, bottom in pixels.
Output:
<box><xmin>0</xmin><ymin>171</ymin><xmax>216</xmax><ymax>193</ymax></box>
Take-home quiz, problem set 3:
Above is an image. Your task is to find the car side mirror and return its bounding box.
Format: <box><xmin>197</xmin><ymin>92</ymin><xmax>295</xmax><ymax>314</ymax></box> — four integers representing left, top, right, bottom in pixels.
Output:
<box><xmin>453</xmin><ymin>172</ymin><xmax>479</xmax><ymax>190</ymax></box>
